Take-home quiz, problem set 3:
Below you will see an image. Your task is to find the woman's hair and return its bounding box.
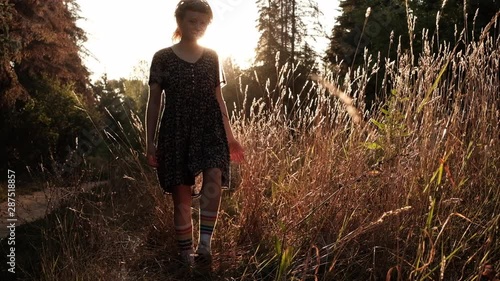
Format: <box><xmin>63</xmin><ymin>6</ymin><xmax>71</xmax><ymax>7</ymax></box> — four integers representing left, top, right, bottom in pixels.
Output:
<box><xmin>172</xmin><ymin>0</ymin><xmax>213</xmax><ymax>42</ymax></box>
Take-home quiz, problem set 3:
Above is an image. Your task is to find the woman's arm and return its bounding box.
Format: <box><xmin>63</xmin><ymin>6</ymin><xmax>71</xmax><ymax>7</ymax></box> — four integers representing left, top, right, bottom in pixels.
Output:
<box><xmin>145</xmin><ymin>83</ymin><xmax>163</xmax><ymax>166</ymax></box>
<box><xmin>215</xmin><ymin>85</ymin><xmax>235</xmax><ymax>142</ymax></box>
<box><xmin>215</xmin><ymin>85</ymin><xmax>244</xmax><ymax>162</ymax></box>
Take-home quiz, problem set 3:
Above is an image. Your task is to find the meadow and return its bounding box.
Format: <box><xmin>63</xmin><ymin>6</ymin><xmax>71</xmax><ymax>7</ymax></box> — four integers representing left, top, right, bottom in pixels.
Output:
<box><xmin>1</xmin><ymin>12</ymin><xmax>499</xmax><ymax>281</ymax></box>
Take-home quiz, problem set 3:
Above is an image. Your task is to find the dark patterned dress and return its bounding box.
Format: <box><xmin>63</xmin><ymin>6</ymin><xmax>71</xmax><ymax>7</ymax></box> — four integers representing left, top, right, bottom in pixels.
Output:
<box><xmin>148</xmin><ymin>47</ymin><xmax>230</xmax><ymax>194</ymax></box>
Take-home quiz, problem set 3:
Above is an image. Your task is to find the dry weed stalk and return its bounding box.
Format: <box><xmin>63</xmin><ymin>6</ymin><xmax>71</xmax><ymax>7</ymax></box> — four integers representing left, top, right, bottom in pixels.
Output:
<box><xmin>310</xmin><ymin>73</ymin><xmax>363</xmax><ymax>125</ymax></box>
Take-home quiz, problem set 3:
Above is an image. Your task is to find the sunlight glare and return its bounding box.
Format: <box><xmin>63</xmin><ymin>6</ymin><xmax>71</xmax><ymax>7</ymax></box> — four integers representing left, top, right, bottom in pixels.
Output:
<box><xmin>198</xmin><ymin>0</ymin><xmax>258</xmax><ymax>69</ymax></box>
<box><xmin>199</xmin><ymin>26</ymin><xmax>255</xmax><ymax>69</ymax></box>
<box><xmin>76</xmin><ymin>0</ymin><xmax>336</xmax><ymax>80</ymax></box>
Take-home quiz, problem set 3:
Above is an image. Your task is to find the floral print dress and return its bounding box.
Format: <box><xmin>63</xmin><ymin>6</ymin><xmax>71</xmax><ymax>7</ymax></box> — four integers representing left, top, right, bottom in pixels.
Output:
<box><xmin>148</xmin><ymin>47</ymin><xmax>229</xmax><ymax>193</ymax></box>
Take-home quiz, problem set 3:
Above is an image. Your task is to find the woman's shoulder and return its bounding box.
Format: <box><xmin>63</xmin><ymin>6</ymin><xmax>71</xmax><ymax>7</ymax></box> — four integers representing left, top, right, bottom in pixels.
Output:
<box><xmin>152</xmin><ymin>46</ymin><xmax>173</xmax><ymax>59</ymax></box>
<box><xmin>202</xmin><ymin>47</ymin><xmax>220</xmax><ymax>59</ymax></box>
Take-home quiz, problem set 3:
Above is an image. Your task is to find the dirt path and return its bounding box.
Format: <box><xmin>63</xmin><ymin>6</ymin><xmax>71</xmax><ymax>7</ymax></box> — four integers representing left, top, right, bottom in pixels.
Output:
<box><xmin>0</xmin><ymin>181</ymin><xmax>108</xmax><ymax>239</ymax></box>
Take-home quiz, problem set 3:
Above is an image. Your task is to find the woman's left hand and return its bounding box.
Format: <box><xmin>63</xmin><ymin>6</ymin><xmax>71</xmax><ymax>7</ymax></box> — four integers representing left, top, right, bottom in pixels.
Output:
<box><xmin>229</xmin><ymin>139</ymin><xmax>245</xmax><ymax>163</ymax></box>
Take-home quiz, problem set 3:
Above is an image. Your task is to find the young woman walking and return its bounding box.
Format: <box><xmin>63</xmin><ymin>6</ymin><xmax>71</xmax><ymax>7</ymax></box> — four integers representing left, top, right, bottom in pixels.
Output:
<box><xmin>145</xmin><ymin>0</ymin><xmax>244</xmax><ymax>267</ymax></box>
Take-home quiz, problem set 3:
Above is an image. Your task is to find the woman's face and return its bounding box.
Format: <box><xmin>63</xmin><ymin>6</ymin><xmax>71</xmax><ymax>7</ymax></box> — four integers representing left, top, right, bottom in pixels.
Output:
<box><xmin>178</xmin><ymin>10</ymin><xmax>210</xmax><ymax>41</ymax></box>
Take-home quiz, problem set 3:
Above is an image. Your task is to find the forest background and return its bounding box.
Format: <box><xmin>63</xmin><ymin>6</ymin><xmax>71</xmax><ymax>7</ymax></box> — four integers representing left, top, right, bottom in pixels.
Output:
<box><xmin>0</xmin><ymin>0</ymin><xmax>499</xmax><ymax>280</ymax></box>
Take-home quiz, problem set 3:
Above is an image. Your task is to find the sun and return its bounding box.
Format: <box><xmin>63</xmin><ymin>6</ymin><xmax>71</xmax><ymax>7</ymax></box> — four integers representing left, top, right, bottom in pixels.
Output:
<box><xmin>197</xmin><ymin>12</ymin><xmax>258</xmax><ymax>70</ymax></box>
<box><xmin>198</xmin><ymin>29</ymin><xmax>231</xmax><ymax>62</ymax></box>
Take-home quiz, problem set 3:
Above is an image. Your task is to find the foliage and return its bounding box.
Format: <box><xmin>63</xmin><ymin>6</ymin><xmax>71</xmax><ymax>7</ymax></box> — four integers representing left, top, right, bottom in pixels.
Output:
<box><xmin>0</xmin><ymin>0</ymin><xmax>23</xmax><ymax>104</ymax></box>
<box><xmin>326</xmin><ymin>0</ymin><xmax>407</xmax><ymax>71</ymax></box>
<box><xmin>84</xmin><ymin>75</ymin><xmax>145</xmax><ymax>167</ymax></box>
<box><xmin>220</xmin><ymin>57</ymin><xmax>246</xmax><ymax>116</ymax></box>
<box><xmin>2</xmin><ymin>76</ymin><xmax>92</xmax><ymax>178</ymax></box>
<box><xmin>3</xmin><ymin>11</ymin><xmax>498</xmax><ymax>280</ymax></box>
<box><xmin>0</xmin><ymin>0</ymin><xmax>90</xmax><ymax>108</ymax></box>
<box><xmin>325</xmin><ymin>0</ymin><xmax>500</xmax><ymax>103</ymax></box>
<box><xmin>250</xmin><ymin>0</ymin><xmax>321</xmax><ymax>117</ymax></box>
<box><xmin>1</xmin><ymin>1</ymin><xmax>499</xmax><ymax>280</ymax></box>
<box><xmin>1</xmin><ymin>0</ymin><xmax>94</xmax><ymax>180</ymax></box>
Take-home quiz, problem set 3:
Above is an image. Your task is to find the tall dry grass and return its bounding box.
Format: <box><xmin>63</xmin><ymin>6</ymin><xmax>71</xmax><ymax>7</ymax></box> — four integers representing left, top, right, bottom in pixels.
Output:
<box><xmin>27</xmin><ymin>12</ymin><xmax>499</xmax><ymax>281</ymax></box>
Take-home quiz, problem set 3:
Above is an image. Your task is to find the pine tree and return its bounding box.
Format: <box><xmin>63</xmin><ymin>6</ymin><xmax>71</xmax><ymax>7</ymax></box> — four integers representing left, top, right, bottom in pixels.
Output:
<box><xmin>255</xmin><ymin>0</ymin><xmax>321</xmax><ymax>69</ymax></box>
<box><xmin>327</xmin><ymin>0</ymin><xmax>499</xmax><ymax>75</ymax></box>
<box><xmin>255</xmin><ymin>0</ymin><xmax>283</xmax><ymax>67</ymax></box>
<box><xmin>326</xmin><ymin>0</ymin><xmax>408</xmax><ymax>75</ymax></box>
<box><xmin>416</xmin><ymin>0</ymin><xmax>500</xmax><ymax>46</ymax></box>
<box><xmin>325</xmin><ymin>0</ymin><xmax>499</xmax><ymax>105</ymax></box>
<box><xmin>253</xmin><ymin>0</ymin><xmax>321</xmax><ymax>105</ymax></box>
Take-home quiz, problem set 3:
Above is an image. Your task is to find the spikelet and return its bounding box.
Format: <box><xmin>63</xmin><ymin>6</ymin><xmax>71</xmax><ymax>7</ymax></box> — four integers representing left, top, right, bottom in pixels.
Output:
<box><xmin>310</xmin><ymin>74</ymin><xmax>362</xmax><ymax>124</ymax></box>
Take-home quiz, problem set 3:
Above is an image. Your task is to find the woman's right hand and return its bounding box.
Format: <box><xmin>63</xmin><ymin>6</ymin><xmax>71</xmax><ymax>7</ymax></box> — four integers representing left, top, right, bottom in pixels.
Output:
<box><xmin>146</xmin><ymin>144</ymin><xmax>158</xmax><ymax>168</ymax></box>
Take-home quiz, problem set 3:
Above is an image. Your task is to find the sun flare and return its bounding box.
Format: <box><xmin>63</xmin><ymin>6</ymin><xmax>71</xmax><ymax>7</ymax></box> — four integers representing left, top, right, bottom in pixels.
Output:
<box><xmin>197</xmin><ymin>4</ymin><xmax>258</xmax><ymax>69</ymax></box>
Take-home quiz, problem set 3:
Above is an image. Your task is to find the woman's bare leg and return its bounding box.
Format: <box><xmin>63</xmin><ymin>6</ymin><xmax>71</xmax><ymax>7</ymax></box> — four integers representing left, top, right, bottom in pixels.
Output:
<box><xmin>198</xmin><ymin>168</ymin><xmax>222</xmax><ymax>253</ymax></box>
<box><xmin>171</xmin><ymin>185</ymin><xmax>194</xmax><ymax>261</ymax></box>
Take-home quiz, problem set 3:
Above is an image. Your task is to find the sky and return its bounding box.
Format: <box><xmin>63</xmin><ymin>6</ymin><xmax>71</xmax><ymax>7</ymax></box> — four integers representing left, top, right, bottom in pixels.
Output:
<box><xmin>76</xmin><ymin>0</ymin><xmax>341</xmax><ymax>82</ymax></box>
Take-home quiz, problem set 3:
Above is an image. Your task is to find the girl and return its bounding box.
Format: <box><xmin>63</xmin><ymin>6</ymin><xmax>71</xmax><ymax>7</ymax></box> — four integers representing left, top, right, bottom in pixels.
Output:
<box><xmin>145</xmin><ymin>0</ymin><xmax>244</xmax><ymax>267</ymax></box>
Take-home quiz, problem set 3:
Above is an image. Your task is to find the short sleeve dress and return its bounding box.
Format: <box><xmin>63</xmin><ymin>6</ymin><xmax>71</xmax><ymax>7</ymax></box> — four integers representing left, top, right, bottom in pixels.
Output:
<box><xmin>148</xmin><ymin>47</ymin><xmax>230</xmax><ymax>194</ymax></box>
